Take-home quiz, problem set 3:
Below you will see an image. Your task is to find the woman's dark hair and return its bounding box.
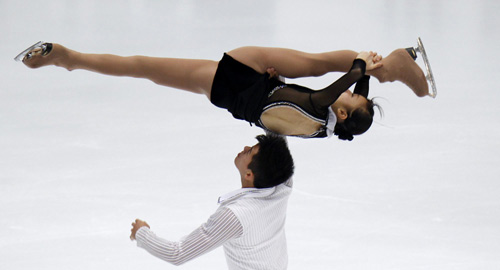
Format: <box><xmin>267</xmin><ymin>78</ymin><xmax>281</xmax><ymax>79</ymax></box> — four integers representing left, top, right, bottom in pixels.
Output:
<box><xmin>334</xmin><ymin>98</ymin><xmax>381</xmax><ymax>141</ymax></box>
<box><xmin>248</xmin><ymin>134</ymin><xmax>294</xmax><ymax>188</ymax></box>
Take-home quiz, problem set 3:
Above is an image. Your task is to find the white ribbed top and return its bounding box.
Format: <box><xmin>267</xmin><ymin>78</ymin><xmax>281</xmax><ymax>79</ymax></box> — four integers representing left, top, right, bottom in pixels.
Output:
<box><xmin>136</xmin><ymin>179</ymin><xmax>292</xmax><ymax>269</ymax></box>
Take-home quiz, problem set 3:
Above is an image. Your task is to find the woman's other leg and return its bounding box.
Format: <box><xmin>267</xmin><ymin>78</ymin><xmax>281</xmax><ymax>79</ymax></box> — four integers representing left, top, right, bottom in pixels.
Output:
<box><xmin>23</xmin><ymin>43</ymin><xmax>218</xmax><ymax>98</ymax></box>
<box><xmin>227</xmin><ymin>46</ymin><xmax>359</xmax><ymax>78</ymax></box>
<box><xmin>367</xmin><ymin>49</ymin><xmax>429</xmax><ymax>97</ymax></box>
<box><xmin>227</xmin><ymin>46</ymin><xmax>428</xmax><ymax>97</ymax></box>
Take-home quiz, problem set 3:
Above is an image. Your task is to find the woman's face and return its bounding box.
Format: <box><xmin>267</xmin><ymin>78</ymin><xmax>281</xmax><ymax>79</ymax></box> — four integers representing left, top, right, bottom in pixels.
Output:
<box><xmin>340</xmin><ymin>90</ymin><xmax>369</xmax><ymax>110</ymax></box>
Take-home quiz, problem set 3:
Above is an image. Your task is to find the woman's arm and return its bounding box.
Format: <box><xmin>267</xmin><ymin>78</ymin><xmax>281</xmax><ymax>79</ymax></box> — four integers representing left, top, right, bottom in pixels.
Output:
<box><xmin>309</xmin><ymin>51</ymin><xmax>380</xmax><ymax>109</ymax></box>
<box><xmin>310</xmin><ymin>58</ymin><xmax>366</xmax><ymax>110</ymax></box>
<box><xmin>353</xmin><ymin>75</ymin><xmax>370</xmax><ymax>98</ymax></box>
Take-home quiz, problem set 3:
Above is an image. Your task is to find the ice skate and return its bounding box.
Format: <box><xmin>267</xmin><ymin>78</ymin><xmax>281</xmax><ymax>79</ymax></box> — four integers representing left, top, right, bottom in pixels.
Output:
<box><xmin>14</xmin><ymin>41</ymin><xmax>53</xmax><ymax>62</ymax></box>
<box><xmin>415</xmin><ymin>37</ymin><xmax>437</xmax><ymax>98</ymax></box>
<box><xmin>14</xmin><ymin>41</ymin><xmax>73</xmax><ymax>70</ymax></box>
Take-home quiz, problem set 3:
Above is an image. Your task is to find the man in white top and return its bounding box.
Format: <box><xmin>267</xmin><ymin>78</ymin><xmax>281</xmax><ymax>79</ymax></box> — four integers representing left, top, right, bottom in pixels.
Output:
<box><xmin>130</xmin><ymin>134</ymin><xmax>295</xmax><ymax>269</ymax></box>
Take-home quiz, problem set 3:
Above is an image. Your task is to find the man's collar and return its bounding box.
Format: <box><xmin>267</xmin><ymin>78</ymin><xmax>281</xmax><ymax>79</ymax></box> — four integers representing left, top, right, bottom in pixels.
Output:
<box><xmin>218</xmin><ymin>186</ymin><xmax>276</xmax><ymax>204</ymax></box>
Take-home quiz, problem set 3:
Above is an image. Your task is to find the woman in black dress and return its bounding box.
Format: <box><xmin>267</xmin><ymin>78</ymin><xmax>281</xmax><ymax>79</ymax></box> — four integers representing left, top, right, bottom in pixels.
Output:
<box><xmin>17</xmin><ymin>42</ymin><xmax>429</xmax><ymax>140</ymax></box>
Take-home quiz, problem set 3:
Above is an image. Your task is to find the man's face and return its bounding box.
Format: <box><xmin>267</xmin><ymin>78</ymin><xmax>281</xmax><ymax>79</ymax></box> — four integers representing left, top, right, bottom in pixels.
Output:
<box><xmin>234</xmin><ymin>143</ymin><xmax>260</xmax><ymax>175</ymax></box>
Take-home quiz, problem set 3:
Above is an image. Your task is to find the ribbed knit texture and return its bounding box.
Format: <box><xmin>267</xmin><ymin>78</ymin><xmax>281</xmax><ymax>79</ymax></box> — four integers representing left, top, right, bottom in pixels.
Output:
<box><xmin>136</xmin><ymin>179</ymin><xmax>292</xmax><ymax>269</ymax></box>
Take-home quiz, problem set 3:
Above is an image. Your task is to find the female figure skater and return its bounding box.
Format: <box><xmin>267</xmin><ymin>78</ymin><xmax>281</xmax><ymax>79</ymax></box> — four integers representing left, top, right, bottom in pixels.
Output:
<box><xmin>16</xmin><ymin>41</ymin><xmax>429</xmax><ymax>140</ymax></box>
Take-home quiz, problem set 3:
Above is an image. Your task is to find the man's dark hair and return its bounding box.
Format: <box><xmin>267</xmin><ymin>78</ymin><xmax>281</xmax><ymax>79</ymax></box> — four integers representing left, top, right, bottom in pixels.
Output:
<box><xmin>248</xmin><ymin>134</ymin><xmax>294</xmax><ymax>188</ymax></box>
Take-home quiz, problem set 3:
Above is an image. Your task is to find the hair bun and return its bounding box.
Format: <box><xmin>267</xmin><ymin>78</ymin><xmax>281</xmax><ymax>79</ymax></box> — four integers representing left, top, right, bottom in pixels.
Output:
<box><xmin>334</xmin><ymin>123</ymin><xmax>354</xmax><ymax>141</ymax></box>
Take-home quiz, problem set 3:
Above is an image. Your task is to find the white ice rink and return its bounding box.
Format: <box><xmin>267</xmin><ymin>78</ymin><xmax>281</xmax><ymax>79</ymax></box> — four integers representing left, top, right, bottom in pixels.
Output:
<box><xmin>1</xmin><ymin>0</ymin><xmax>500</xmax><ymax>269</ymax></box>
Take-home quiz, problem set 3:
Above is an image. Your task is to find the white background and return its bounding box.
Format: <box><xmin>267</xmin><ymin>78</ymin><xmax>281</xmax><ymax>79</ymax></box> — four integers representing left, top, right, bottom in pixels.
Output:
<box><xmin>1</xmin><ymin>0</ymin><xmax>499</xmax><ymax>269</ymax></box>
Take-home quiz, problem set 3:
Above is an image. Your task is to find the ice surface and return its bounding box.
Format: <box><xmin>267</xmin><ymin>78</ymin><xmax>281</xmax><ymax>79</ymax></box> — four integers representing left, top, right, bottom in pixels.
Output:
<box><xmin>1</xmin><ymin>0</ymin><xmax>500</xmax><ymax>269</ymax></box>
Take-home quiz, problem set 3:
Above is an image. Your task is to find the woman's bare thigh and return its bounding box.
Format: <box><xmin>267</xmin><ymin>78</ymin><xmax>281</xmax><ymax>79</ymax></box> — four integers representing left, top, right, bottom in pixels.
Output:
<box><xmin>227</xmin><ymin>46</ymin><xmax>360</xmax><ymax>78</ymax></box>
<box><xmin>129</xmin><ymin>56</ymin><xmax>219</xmax><ymax>98</ymax></box>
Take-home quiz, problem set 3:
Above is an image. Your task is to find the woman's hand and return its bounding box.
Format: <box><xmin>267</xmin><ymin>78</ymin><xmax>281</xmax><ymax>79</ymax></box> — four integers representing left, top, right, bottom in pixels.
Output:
<box><xmin>130</xmin><ymin>219</ymin><xmax>150</xmax><ymax>240</ymax></box>
<box><xmin>356</xmin><ymin>51</ymin><xmax>383</xmax><ymax>71</ymax></box>
<box><xmin>267</xmin><ymin>67</ymin><xmax>279</xmax><ymax>79</ymax></box>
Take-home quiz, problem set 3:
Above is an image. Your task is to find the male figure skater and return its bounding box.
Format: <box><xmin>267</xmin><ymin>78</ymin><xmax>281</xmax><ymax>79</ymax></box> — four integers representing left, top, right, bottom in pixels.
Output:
<box><xmin>130</xmin><ymin>134</ymin><xmax>294</xmax><ymax>269</ymax></box>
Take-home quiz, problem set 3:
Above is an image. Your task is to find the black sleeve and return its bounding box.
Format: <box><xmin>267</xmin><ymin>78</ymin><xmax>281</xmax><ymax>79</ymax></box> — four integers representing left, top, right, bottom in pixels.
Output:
<box><xmin>353</xmin><ymin>75</ymin><xmax>370</xmax><ymax>98</ymax></box>
<box><xmin>309</xmin><ymin>59</ymin><xmax>366</xmax><ymax>112</ymax></box>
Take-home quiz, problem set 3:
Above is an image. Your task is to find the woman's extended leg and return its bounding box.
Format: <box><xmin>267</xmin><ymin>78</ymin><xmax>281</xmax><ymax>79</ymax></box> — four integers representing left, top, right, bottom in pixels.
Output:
<box><xmin>227</xmin><ymin>46</ymin><xmax>429</xmax><ymax>97</ymax></box>
<box><xmin>227</xmin><ymin>46</ymin><xmax>357</xmax><ymax>78</ymax></box>
<box><xmin>22</xmin><ymin>43</ymin><xmax>218</xmax><ymax>98</ymax></box>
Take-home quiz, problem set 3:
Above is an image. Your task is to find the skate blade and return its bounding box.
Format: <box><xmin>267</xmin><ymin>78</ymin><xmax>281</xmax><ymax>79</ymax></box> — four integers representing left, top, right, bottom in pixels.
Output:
<box><xmin>14</xmin><ymin>41</ymin><xmax>45</xmax><ymax>62</ymax></box>
<box><xmin>415</xmin><ymin>37</ymin><xmax>437</xmax><ymax>98</ymax></box>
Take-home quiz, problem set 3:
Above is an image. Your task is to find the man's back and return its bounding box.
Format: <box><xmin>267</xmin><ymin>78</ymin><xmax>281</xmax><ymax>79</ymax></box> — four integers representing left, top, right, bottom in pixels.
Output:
<box><xmin>220</xmin><ymin>179</ymin><xmax>293</xmax><ymax>270</ymax></box>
